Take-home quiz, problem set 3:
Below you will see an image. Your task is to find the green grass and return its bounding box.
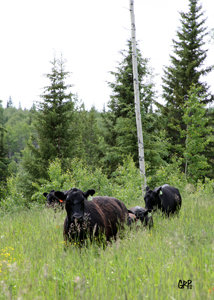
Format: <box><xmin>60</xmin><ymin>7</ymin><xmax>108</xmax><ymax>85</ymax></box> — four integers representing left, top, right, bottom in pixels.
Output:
<box><xmin>0</xmin><ymin>188</ymin><xmax>214</xmax><ymax>299</ymax></box>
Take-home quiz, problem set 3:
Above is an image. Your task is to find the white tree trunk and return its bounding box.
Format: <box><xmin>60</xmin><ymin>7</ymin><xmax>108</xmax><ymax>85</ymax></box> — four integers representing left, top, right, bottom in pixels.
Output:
<box><xmin>130</xmin><ymin>0</ymin><xmax>147</xmax><ymax>192</ymax></box>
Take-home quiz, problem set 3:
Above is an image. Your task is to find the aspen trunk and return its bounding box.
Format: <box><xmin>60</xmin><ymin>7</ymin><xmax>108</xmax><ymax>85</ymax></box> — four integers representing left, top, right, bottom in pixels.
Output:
<box><xmin>130</xmin><ymin>0</ymin><xmax>147</xmax><ymax>192</ymax></box>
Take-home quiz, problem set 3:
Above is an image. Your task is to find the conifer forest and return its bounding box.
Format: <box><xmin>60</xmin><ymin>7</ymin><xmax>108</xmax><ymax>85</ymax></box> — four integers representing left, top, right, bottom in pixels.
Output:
<box><xmin>1</xmin><ymin>0</ymin><xmax>214</xmax><ymax>204</ymax></box>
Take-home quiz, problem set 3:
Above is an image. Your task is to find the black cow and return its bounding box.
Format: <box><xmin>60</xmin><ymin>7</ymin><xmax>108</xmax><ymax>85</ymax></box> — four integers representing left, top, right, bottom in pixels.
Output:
<box><xmin>43</xmin><ymin>189</ymin><xmax>67</xmax><ymax>209</ymax></box>
<box><xmin>54</xmin><ymin>188</ymin><xmax>129</xmax><ymax>243</ymax></box>
<box><xmin>128</xmin><ymin>206</ymin><xmax>153</xmax><ymax>228</ymax></box>
<box><xmin>144</xmin><ymin>184</ymin><xmax>182</xmax><ymax>215</ymax></box>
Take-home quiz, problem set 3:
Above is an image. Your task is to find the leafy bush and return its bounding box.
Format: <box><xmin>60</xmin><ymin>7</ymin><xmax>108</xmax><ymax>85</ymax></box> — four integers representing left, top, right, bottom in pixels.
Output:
<box><xmin>0</xmin><ymin>175</ymin><xmax>26</xmax><ymax>213</ymax></box>
<box><xmin>2</xmin><ymin>155</ymin><xmax>213</xmax><ymax>213</ymax></box>
<box><xmin>110</xmin><ymin>156</ymin><xmax>144</xmax><ymax>207</ymax></box>
<box><xmin>31</xmin><ymin>158</ymin><xmax>113</xmax><ymax>204</ymax></box>
<box><xmin>147</xmin><ymin>156</ymin><xmax>186</xmax><ymax>193</ymax></box>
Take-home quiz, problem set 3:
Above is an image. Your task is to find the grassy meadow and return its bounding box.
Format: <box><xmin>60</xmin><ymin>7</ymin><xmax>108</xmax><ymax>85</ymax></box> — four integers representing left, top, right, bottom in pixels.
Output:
<box><xmin>0</xmin><ymin>182</ymin><xmax>214</xmax><ymax>300</ymax></box>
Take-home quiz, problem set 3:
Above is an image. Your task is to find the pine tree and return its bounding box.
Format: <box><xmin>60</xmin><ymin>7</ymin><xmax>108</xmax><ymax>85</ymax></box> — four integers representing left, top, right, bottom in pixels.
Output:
<box><xmin>101</xmin><ymin>40</ymin><xmax>168</xmax><ymax>175</ymax></box>
<box><xmin>162</xmin><ymin>0</ymin><xmax>214</xmax><ymax>155</ymax></box>
<box><xmin>0</xmin><ymin>101</ymin><xmax>10</xmax><ymax>200</ymax></box>
<box><xmin>21</xmin><ymin>55</ymin><xmax>77</xmax><ymax>198</ymax></box>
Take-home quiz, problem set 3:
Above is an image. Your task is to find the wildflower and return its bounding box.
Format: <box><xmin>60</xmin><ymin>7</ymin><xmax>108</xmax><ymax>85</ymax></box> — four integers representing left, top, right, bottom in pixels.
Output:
<box><xmin>74</xmin><ymin>276</ymin><xmax>81</xmax><ymax>283</ymax></box>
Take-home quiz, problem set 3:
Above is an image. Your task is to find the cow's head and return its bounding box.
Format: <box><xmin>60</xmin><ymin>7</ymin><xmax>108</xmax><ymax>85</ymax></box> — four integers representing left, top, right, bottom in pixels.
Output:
<box><xmin>43</xmin><ymin>190</ymin><xmax>61</xmax><ymax>207</ymax></box>
<box><xmin>55</xmin><ymin>188</ymin><xmax>95</xmax><ymax>223</ymax></box>
<box><xmin>144</xmin><ymin>186</ymin><xmax>162</xmax><ymax>211</ymax></box>
<box><xmin>128</xmin><ymin>206</ymin><xmax>153</xmax><ymax>227</ymax></box>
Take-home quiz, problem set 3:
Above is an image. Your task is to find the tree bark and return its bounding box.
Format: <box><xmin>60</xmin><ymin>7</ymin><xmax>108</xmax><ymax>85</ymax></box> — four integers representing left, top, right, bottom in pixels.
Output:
<box><xmin>130</xmin><ymin>0</ymin><xmax>147</xmax><ymax>192</ymax></box>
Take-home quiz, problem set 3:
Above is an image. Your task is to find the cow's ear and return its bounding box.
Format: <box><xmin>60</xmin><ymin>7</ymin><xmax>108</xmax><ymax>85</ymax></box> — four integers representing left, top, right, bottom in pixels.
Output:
<box><xmin>155</xmin><ymin>187</ymin><xmax>162</xmax><ymax>196</ymax></box>
<box><xmin>144</xmin><ymin>209</ymin><xmax>151</xmax><ymax>216</ymax></box>
<box><xmin>84</xmin><ymin>189</ymin><xmax>96</xmax><ymax>198</ymax></box>
<box><xmin>54</xmin><ymin>191</ymin><xmax>67</xmax><ymax>200</ymax></box>
<box><xmin>43</xmin><ymin>192</ymin><xmax>48</xmax><ymax>197</ymax></box>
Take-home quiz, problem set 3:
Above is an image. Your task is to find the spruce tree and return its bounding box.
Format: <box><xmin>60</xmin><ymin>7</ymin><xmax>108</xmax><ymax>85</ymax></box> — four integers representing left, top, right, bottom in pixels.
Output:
<box><xmin>180</xmin><ymin>85</ymin><xmax>213</xmax><ymax>182</ymax></box>
<box><xmin>101</xmin><ymin>40</ymin><xmax>168</xmax><ymax>175</ymax></box>
<box><xmin>21</xmin><ymin>55</ymin><xmax>77</xmax><ymax>198</ymax></box>
<box><xmin>35</xmin><ymin>55</ymin><xmax>76</xmax><ymax>162</ymax></box>
<box><xmin>0</xmin><ymin>101</ymin><xmax>10</xmax><ymax>200</ymax></box>
<box><xmin>6</xmin><ymin>96</ymin><xmax>13</xmax><ymax>108</ymax></box>
<box><xmin>162</xmin><ymin>0</ymin><xmax>214</xmax><ymax>156</ymax></box>
<box><xmin>71</xmin><ymin>103</ymin><xmax>103</xmax><ymax>168</ymax></box>
<box><xmin>81</xmin><ymin>106</ymin><xmax>102</xmax><ymax>167</ymax></box>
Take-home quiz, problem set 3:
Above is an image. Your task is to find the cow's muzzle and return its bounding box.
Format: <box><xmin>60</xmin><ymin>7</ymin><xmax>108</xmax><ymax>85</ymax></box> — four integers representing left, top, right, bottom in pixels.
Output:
<box><xmin>73</xmin><ymin>213</ymin><xmax>83</xmax><ymax>222</ymax></box>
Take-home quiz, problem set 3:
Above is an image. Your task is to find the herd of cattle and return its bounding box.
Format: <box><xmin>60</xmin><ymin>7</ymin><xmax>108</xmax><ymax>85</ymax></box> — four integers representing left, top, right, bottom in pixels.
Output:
<box><xmin>43</xmin><ymin>185</ymin><xmax>182</xmax><ymax>244</ymax></box>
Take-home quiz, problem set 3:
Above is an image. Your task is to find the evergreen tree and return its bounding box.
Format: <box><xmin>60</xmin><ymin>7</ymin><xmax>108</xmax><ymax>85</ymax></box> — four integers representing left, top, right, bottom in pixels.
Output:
<box><xmin>3</xmin><ymin>106</ymin><xmax>35</xmax><ymax>174</ymax></box>
<box><xmin>101</xmin><ymin>40</ymin><xmax>168</xmax><ymax>175</ymax></box>
<box><xmin>81</xmin><ymin>106</ymin><xmax>102</xmax><ymax>167</ymax></box>
<box><xmin>6</xmin><ymin>96</ymin><xmax>13</xmax><ymax>108</ymax></box>
<box><xmin>21</xmin><ymin>55</ymin><xmax>77</xmax><ymax>198</ymax></box>
<box><xmin>162</xmin><ymin>0</ymin><xmax>214</xmax><ymax>156</ymax></box>
<box><xmin>71</xmin><ymin>103</ymin><xmax>103</xmax><ymax>168</ymax></box>
<box><xmin>205</xmin><ymin>106</ymin><xmax>214</xmax><ymax>178</ymax></box>
<box><xmin>209</xmin><ymin>28</ymin><xmax>214</xmax><ymax>44</ymax></box>
<box><xmin>180</xmin><ymin>85</ymin><xmax>213</xmax><ymax>182</ymax></box>
<box><xmin>0</xmin><ymin>101</ymin><xmax>10</xmax><ymax>200</ymax></box>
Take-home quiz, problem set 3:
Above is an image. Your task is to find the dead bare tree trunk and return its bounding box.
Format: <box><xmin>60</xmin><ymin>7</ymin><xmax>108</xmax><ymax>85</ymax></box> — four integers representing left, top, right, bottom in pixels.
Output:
<box><xmin>130</xmin><ymin>0</ymin><xmax>147</xmax><ymax>192</ymax></box>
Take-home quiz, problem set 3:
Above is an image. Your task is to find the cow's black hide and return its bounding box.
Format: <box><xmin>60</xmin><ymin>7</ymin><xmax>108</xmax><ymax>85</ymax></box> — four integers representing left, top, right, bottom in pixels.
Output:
<box><xmin>128</xmin><ymin>206</ymin><xmax>153</xmax><ymax>227</ymax></box>
<box><xmin>54</xmin><ymin>188</ymin><xmax>129</xmax><ymax>243</ymax></box>
<box><xmin>144</xmin><ymin>184</ymin><xmax>182</xmax><ymax>215</ymax></box>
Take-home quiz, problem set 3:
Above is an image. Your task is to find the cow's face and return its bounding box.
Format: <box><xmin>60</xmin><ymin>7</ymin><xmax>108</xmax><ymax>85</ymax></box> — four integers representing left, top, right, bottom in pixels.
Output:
<box><xmin>134</xmin><ymin>207</ymin><xmax>152</xmax><ymax>226</ymax></box>
<box><xmin>43</xmin><ymin>190</ymin><xmax>57</xmax><ymax>207</ymax></box>
<box><xmin>55</xmin><ymin>188</ymin><xmax>95</xmax><ymax>224</ymax></box>
<box><xmin>130</xmin><ymin>206</ymin><xmax>153</xmax><ymax>227</ymax></box>
<box><xmin>144</xmin><ymin>186</ymin><xmax>159</xmax><ymax>211</ymax></box>
<box><xmin>66</xmin><ymin>190</ymin><xmax>86</xmax><ymax>223</ymax></box>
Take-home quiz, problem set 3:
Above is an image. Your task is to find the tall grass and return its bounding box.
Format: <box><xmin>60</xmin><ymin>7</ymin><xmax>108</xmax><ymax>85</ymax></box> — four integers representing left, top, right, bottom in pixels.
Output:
<box><xmin>0</xmin><ymin>181</ymin><xmax>214</xmax><ymax>299</ymax></box>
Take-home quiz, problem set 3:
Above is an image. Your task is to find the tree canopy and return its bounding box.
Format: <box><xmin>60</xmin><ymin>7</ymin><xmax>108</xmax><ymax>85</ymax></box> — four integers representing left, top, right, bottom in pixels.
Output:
<box><xmin>162</xmin><ymin>0</ymin><xmax>214</xmax><ymax>156</ymax></box>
